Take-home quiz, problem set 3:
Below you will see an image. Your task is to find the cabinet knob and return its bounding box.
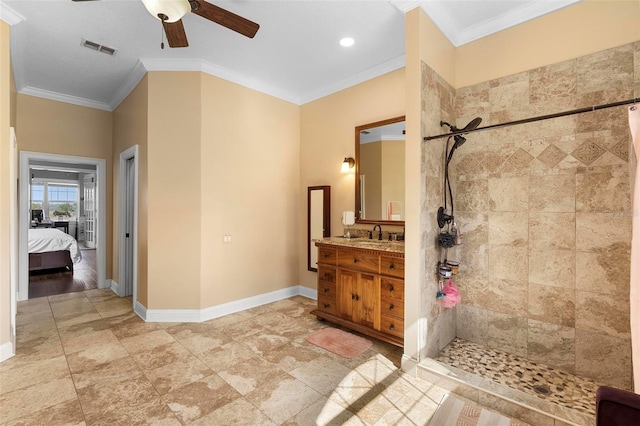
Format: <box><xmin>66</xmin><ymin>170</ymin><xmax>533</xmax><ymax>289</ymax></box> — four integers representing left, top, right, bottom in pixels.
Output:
<box><xmin>323</xmin><ymin>253</ymin><xmax>329</xmax><ymax>259</ymax></box>
<box><xmin>389</xmin><ymin>264</ymin><xmax>395</xmax><ymax>270</ymax></box>
<box><xmin>389</xmin><ymin>304</ymin><xmax>394</xmax><ymax>311</ymax></box>
<box><xmin>389</xmin><ymin>285</ymin><xmax>394</xmax><ymax>292</ymax></box>
<box><xmin>353</xmin><ymin>258</ymin><xmax>358</xmax><ymax>264</ymax></box>
<box><xmin>323</xmin><ymin>303</ymin><xmax>330</xmax><ymax>308</ymax></box>
<box><xmin>352</xmin><ymin>294</ymin><xmax>360</xmax><ymax>301</ymax></box>
<box><xmin>323</xmin><ymin>287</ymin><xmax>329</xmax><ymax>293</ymax></box>
<box><xmin>389</xmin><ymin>324</ymin><xmax>395</xmax><ymax>331</ymax></box>
<box><xmin>323</xmin><ymin>273</ymin><xmax>330</xmax><ymax>280</ymax></box>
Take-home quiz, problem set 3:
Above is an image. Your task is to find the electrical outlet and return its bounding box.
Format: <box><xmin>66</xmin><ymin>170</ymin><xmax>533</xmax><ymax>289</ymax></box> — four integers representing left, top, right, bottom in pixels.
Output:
<box><xmin>223</xmin><ymin>235</ymin><xmax>232</xmax><ymax>243</ymax></box>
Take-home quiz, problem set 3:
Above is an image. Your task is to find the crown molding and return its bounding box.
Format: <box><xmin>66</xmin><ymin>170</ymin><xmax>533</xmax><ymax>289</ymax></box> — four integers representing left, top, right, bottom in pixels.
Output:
<box><xmin>419</xmin><ymin>1</ymin><xmax>462</xmax><ymax>46</ymax></box>
<box><xmin>389</xmin><ymin>0</ymin><xmax>421</xmax><ymax>13</ymax></box>
<box><xmin>19</xmin><ymin>86</ymin><xmax>112</xmax><ymax>111</ymax></box>
<box><xmin>297</xmin><ymin>54</ymin><xmax>406</xmax><ymax>105</ymax></box>
<box><xmin>456</xmin><ymin>0</ymin><xmax>580</xmax><ymax>46</ymax></box>
<box><xmin>139</xmin><ymin>57</ymin><xmax>301</xmax><ymax>104</ymax></box>
<box><xmin>108</xmin><ymin>60</ymin><xmax>147</xmax><ymax>111</ymax></box>
<box><xmin>421</xmin><ymin>0</ymin><xmax>581</xmax><ymax>47</ymax></box>
<box><xmin>0</xmin><ymin>2</ymin><xmax>25</xmax><ymax>25</ymax></box>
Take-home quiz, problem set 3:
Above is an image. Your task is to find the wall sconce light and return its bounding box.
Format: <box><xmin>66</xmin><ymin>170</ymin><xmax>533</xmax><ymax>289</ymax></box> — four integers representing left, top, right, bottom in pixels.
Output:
<box><xmin>341</xmin><ymin>157</ymin><xmax>355</xmax><ymax>173</ymax></box>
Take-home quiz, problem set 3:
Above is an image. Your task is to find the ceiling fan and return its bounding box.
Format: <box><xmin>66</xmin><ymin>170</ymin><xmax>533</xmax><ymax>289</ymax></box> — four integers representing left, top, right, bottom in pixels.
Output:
<box><xmin>72</xmin><ymin>0</ymin><xmax>259</xmax><ymax>48</ymax></box>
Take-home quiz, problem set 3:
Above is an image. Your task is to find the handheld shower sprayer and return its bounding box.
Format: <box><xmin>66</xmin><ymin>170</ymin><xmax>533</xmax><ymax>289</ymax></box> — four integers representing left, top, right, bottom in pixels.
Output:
<box><xmin>437</xmin><ymin>117</ymin><xmax>482</xmax><ymax>229</ymax></box>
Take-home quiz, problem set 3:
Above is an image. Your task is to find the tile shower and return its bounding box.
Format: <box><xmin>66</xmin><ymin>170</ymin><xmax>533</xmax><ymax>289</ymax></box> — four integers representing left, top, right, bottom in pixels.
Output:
<box><xmin>420</xmin><ymin>41</ymin><xmax>639</xmax><ymax>412</ymax></box>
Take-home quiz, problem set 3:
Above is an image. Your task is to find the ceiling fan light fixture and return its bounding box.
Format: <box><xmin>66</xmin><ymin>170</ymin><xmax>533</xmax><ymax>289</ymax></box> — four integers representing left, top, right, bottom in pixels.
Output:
<box><xmin>141</xmin><ymin>0</ymin><xmax>191</xmax><ymax>23</ymax></box>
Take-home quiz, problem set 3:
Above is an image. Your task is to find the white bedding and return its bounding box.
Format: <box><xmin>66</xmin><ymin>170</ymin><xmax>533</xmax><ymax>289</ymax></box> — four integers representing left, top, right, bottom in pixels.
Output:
<box><xmin>28</xmin><ymin>228</ymin><xmax>82</xmax><ymax>264</ymax></box>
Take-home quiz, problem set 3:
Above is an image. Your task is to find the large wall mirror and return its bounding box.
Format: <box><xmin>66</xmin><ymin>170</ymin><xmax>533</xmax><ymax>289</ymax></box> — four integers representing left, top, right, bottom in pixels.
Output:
<box><xmin>308</xmin><ymin>185</ymin><xmax>331</xmax><ymax>272</ymax></box>
<box><xmin>355</xmin><ymin>116</ymin><xmax>405</xmax><ymax>225</ymax></box>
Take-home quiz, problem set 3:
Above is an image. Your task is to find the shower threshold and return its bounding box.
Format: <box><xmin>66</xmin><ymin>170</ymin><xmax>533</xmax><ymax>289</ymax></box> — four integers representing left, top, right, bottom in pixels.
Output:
<box><xmin>417</xmin><ymin>338</ymin><xmax>598</xmax><ymax>426</ymax></box>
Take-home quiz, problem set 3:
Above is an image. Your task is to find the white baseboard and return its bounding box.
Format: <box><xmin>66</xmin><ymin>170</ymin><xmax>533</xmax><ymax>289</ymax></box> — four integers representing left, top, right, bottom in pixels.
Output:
<box><xmin>109</xmin><ymin>279</ymin><xmax>120</xmax><ymax>296</ymax></box>
<box><xmin>99</xmin><ymin>278</ymin><xmax>112</xmax><ymax>290</ymax></box>
<box><xmin>0</xmin><ymin>340</ymin><xmax>15</xmax><ymax>363</ymax></box>
<box><xmin>298</xmin><ymin>285</ymin><xmax>317</xmax><ymax>300</ymax></box>
<box><xmin>139</xmin><ymin>285</ymin><xmax>314</xmax><ymax>323</ymax></box>
<box><xmin>134</xmin><ymin>300</ymin><xmax>147</xmax><ymax>321</ymax></box>
<box><xmin>401</xmin><ymin>354</ymin><xmax>419</xmax><ymax>375</ymax></box>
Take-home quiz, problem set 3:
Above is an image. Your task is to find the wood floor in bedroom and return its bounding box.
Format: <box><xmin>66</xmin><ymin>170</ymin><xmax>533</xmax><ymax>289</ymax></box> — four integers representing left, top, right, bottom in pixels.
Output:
<box><xmin>29</xmin><ymin>248</ymin><xmax>98</xmax><ymax>299</ymax></box>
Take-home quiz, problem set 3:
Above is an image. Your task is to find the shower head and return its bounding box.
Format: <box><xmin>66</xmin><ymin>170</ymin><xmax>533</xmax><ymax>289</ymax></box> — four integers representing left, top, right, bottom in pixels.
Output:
<box><xmin>442</xmin><ymin>117</ymin><xmax>482</xmax><ymax>163</ymax></box>
<box><xmin>440</xmin><ymin>117</ymin><xmax>483</xmax><ymax>134</ymax></box>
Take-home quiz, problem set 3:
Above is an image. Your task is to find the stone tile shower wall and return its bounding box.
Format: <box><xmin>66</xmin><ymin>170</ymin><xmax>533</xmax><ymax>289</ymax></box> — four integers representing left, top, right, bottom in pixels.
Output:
<box><xmin>447</xmin><ymin>42</ymin><xmax>639</xmax><ymax>389</ymax></box>
<box><xmin>420</xmin><ymin>62</ymin><xmax>457</xmax><ymax>358</ymax></box>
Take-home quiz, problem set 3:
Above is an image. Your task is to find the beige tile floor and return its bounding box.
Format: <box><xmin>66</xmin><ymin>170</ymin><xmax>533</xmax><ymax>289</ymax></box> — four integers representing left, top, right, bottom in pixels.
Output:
<box><xmin>0</xmin><ymin>289</ymin><xmax>461</xmax><ymax>425</ymax></box>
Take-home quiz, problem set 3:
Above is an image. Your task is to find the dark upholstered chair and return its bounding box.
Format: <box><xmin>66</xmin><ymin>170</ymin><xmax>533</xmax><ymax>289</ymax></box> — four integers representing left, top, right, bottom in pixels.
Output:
<box><xmin>596</xmin><ymin>385</ymin><xmax>640</xmax><ymax>425</ymax></box>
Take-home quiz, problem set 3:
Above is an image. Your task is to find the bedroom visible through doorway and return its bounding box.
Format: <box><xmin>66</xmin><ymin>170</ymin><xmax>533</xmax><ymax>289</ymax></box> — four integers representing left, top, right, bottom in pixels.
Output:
<box><xmin>18</xmin><ymin>151</ymin><xmax>107</xmax><ymax>302</ymax></box>
<box><xmin>28</xmin><ymin>247</ymin><xmax>98</xmax><ymax>298</ymax></box>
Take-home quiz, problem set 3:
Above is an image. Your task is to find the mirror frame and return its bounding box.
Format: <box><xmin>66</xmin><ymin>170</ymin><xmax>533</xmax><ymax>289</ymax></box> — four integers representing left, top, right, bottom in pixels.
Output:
<box><xmin>355</xmin><ymin>115</ymin><xmax>405</xmax><ymax>225</ymax></box>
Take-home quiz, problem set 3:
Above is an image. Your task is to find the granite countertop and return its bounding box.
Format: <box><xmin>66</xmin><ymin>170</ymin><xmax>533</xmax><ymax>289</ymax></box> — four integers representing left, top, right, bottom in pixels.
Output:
<box><xmin>314</xmin><ymin>236</ymin><xmax>405</xmax><ymax>254</ymax></box>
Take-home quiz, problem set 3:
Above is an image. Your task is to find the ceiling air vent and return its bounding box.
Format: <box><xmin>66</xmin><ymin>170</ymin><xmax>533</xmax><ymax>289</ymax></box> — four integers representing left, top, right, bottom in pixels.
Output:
<box><xmin>81</xmin><ymin>39</ymin><xmax>117</xmax><ymax>56</ymax></box>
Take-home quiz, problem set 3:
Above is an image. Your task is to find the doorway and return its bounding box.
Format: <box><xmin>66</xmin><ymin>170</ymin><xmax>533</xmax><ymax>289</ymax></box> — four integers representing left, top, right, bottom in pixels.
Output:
<box><xmin>118</xmin><ymin>145</ymin><xmax>138</xmax><ymax>303</ymax></box>
<box><xmin>18</xmin><ymin>151</ymin><xmax>107</xmax><ymax>301</ymax></box>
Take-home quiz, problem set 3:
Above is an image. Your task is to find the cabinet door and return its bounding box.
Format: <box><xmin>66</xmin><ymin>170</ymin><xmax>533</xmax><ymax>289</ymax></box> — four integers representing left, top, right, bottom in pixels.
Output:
<box><xmin>337</xmin><ymin>269</ymin><xmax>357</xmax><ymax>321</ymax></box>
<box><xmin>356</xmin><ymin>273</ymin><xmax>380</xmax><ymax>329</ymax></box>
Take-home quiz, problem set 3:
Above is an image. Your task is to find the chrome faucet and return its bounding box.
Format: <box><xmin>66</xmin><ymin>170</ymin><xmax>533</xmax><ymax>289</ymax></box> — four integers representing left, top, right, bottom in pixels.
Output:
<box><xmin>372</xmin><ymin>224</ymin><xmax>382</xmax><ymax>240</ymax></box>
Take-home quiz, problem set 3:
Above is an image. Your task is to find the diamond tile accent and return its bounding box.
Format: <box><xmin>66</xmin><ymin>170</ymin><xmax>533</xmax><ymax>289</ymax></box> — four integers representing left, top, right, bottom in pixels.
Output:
<box><xmin>478</xmin><ymin>151</ymin><xmax>506</xmax><ymax>173</ymax></box>
<box><xmin>610</xmin><ymin>140</ymin><xmax>629</xmax><ymax>162</ymax></box>
<box><xmin>455</xmin><ymin>153</ymin><xmax>480</xmax><ymax>175</ymax></box>
<box><xmin>537</xmin><ymin>144</ymin><xmax>567</xmax><ymax>169</ymax></box>
<box><xmin>572</xmin><ymin>141</ymin><xmax>606</xmax><ymax>165</ymax></box>
<box><xmin>506</xmin><ymin>148</ymin><xmax>534</xmax><ymax>170</ymax></box>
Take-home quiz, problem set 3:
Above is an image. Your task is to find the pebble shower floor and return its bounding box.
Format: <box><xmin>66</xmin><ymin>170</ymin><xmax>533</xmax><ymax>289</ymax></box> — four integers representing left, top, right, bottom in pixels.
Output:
<box><xmin>434</xmin><ymin>338</ymin><xmax>600</xmax><ymax>415</ymax></box>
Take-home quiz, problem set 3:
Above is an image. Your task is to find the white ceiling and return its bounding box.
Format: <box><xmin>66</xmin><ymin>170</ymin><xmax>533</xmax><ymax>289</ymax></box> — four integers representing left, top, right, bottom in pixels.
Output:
<box><xmin>1</xmin><ymin>0</ymin><xmax>580</xmax><ymax>111</ymax></box>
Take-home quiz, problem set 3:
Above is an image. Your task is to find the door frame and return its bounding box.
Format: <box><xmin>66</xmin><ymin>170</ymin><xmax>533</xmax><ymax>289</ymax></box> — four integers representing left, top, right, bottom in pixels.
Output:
<box><xmin>18</xmin><ymin>151</ymin><xmax>107</xmax><ymax>301</ymax></box>
<box><xmin>117</xmin><ymin>145</ymin><xmax>139</xmax><ymax>304</ymax></box>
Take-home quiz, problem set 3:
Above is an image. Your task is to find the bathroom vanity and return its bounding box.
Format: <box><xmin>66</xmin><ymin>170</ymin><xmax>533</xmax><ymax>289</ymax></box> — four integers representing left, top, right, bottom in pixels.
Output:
<box><xmin>312</xmin><ymin>237</ymin><xmax>404</xmax><ymax>347</ymax></box>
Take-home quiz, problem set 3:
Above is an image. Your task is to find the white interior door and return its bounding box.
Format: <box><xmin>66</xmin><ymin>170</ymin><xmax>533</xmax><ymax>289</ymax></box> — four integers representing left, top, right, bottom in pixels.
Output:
<box><xmin>83</xmin><ymin>174</ymin><xmax>96</xmax><ymax>248</ymax></box>
<box><xmin>123</xmin><ymin>157</ymin><xmax>135</xmax><ymax>297</ymax></box>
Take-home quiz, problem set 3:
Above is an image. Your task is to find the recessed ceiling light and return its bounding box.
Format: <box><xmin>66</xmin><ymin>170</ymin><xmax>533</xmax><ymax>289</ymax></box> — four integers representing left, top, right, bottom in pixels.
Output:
<box><xmin>340</xmin><ymin>37</ymin><xmax>355</xmax><ymax>47</ymax></box>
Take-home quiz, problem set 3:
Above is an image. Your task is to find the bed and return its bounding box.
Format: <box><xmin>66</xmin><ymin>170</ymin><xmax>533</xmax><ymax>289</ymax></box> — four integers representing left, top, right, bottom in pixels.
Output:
<box><xmin>28</xmin><ymin>228</ymin><xmax>82</xmax><ymax>273</ymax></box>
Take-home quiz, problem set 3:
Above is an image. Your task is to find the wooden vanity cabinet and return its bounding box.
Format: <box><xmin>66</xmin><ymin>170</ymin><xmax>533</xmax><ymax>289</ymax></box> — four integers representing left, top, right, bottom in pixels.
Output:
<box><xmin>312</xmin><ymin>243</ymin><xmax>404</xmax><ymax>347</ymax></box>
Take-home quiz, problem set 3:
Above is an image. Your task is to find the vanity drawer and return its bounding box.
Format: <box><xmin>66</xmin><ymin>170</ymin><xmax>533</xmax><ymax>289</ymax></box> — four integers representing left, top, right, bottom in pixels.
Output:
<box><xmin>381</xmin><ymin>278</ymin><xmax>404</xmax><ymax>301</ymax></box>
<box><xmin>318</xmin><ymin>266</ymin><xmax>336</xmax><ymax>284</ymax></box>
<box><xmin>318</xmin><ymin>281</ymin><xmax>336</xmax><ymax>299</ymax></box>
<box><xmin>337</xmin><ymin>251</ymin><xmax>379</xmax><ymax>274</ymax></box>
<box><xmin>317</xmin><ymin>296</ymin><xmax>336</xmax><ymax>315</ymax></box>
<box><xmin>380</xmin><ymin>257</ymin><xmax>404</xmax><ymax>278</ymax></box>
<box><xmin>380</xmin><ymin>315</ymin><xmax>404</xmax><ymax>339</ymax></box>
<box><xmin>318</xmin><ymin>248</ymin><xmax>336</xmax><ymax>265</ymax></box>
<box><xmin>380</xmin><ymin>297</ymin><xmax>404</xmax><ymax>320</ymax></box>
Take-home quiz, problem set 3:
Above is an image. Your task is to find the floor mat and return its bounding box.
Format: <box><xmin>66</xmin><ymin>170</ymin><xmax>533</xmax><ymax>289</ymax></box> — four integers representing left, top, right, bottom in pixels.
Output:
<box><xmin>306</xmin><ymin>327</ymin><xmax>372</xmax><ymax>358</ymax></box>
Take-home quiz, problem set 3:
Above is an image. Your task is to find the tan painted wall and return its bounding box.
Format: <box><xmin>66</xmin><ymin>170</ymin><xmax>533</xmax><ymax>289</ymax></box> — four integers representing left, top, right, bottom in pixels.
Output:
<box><xmin>0</xmin><ymin>21</ymin><xmax>12</xmax><ymax>349</ymax></box>
<box><xmin>15</xmin><ymin>95</ymin><xmax>114</xmax><ymax>277</ymax></box>
<box><xmin>9</xmin><ymin>55</ymin><xmax>15</xmax><ymax>128</ymax></box>
<box><xmin>146</xmin><ymin>72</ymin><xmax>201</xmax><ymax>309</ymax></box>
<box><xmin>299</xmin><ymin>69</ymin><xmax>405</xmax><ymax>290</ymax></box>
<box><xmin>359</xmin><ymin>142</ymin><xmax>382</xmax><ymax>220</ymax></box>
<box><xmin>454</xmin><ymin>0</ymin><xmax>640</xmax><ymax>88</ymax></box>
<box><xmin>112</xmin><ymin>75</ymin><xmax>148</xmax><ymax>306</ymax></box>
<box><xmin>200</xmin><ymin>74</ymin><xmax>300</xmax><ymax>308</ymax></box>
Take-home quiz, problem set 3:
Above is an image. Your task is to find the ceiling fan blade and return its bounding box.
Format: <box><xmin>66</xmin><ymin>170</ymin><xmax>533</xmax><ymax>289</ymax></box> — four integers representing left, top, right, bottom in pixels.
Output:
<box><xmin>191</xmin><ymin>1</ymin><xmax>259</xmax><ymax>38</ymax></box>
<box><xmin>163</xmin><ymin>19</ymin><xmax>189</xmax><ymax>48</ymax></box>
